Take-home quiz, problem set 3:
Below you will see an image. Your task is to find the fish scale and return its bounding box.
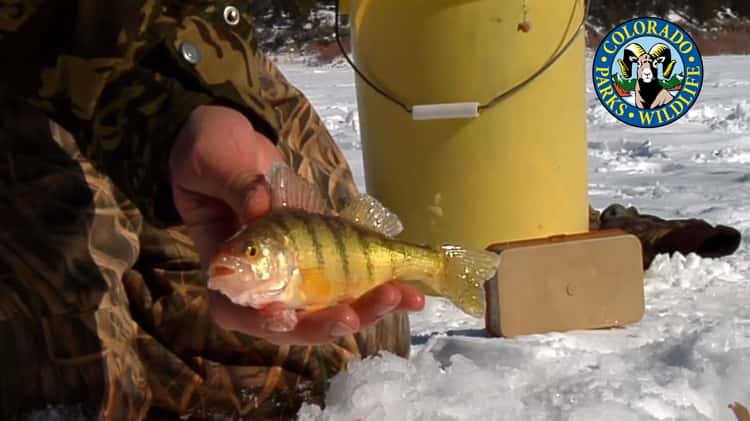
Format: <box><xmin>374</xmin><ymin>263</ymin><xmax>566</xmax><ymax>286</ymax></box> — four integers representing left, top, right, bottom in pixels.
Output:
<box><xmin>206</xmin><ymin>164</ymin><xmax>500</xmax><ymax>320</ymax></box>
<box><xmin>277</xmin><ymin>211</ymin><xmax>438</xmax><ymax>301</ymax></box>
<box><xmin>275</xmin><ymin>212</ymin><xmax>317</xmax><ymax>269</ymax></box>
<box><xmin>297</xmin><ymin>213</ymin><xmax>394</xmax><ymax>299</ymax></box>
<box><xmin>310</xmin><ymin>216</ymin><xmax>349</xmax><ymax>291</ymax></box>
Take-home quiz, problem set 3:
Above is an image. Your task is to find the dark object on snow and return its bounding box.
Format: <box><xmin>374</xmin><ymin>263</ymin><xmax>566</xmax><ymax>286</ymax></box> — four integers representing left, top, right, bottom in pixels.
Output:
<box><xmin>592</xmin><ymin>204</ymin><xmax>742</xmax><ymax>269</ymax></box>
<box><xmin>730</xmin><ymin>402</ymin><xmax>750</xmax><ymax>421</ymax></box>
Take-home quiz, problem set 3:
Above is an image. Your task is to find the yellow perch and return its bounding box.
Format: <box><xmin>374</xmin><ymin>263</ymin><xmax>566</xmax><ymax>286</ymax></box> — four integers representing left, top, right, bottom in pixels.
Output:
<box><xmin>207</xmin><ymin>164</ymin><xmax>499</xmax><ymax>330</ymax></box>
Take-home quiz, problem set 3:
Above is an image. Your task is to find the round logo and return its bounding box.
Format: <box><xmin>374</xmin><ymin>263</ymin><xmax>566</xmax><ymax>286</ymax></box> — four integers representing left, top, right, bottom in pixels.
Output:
<box><xmin>592</xmin><ymin>17</ymin><xmax>703</xmax><ymax>128</ymax></box>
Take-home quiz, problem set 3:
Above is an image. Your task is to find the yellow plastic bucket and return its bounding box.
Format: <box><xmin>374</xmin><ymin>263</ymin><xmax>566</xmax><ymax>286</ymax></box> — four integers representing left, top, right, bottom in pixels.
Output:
<box><xmin>342</xmin><ymin>0</ymin><xmax>589</xmax><ymax>249</ymax></box>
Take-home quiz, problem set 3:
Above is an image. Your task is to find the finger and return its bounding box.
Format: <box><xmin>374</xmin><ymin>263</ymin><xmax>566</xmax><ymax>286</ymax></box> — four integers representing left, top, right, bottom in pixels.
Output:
<box><xmin>290</xmin><ymin>304</ymin><xmax>360</xmax><ymax>344</ymax></box>
<box><xmin>349</xmin><ymin>283</ymin><xmax>402</xmax><ymax>330</ymax></box>
<box><xmin>209</xmin><ymin>291</ymin><xmax>362</xmax><ymax>346</ymax></box>
<box><xmin>224</xmin><ymin>171</ymin><xmax>273</xmax><ymax>224</ymax></box>
<box><xmin>392</xmin><ymin>282</ymin><xmax>426</xmax><ymax>312</ymax></box>
<box><xmin>170</xmin><ymin>106</ymin><xmax>283</xmax><ymax>218</ymax></box>
<box><xmin>174</xmin><ymin>193</ymin><xmax>240</xmax><ymax>268</ymax></box>
<box><xmin>208</xmin><ymin>290</ymin><xmax>301</xmax><ymax>341</ymax></box>
<box><xmin>170</xmin><ymin>107</ymin><xmax>258</xmax><ymax>192</ymax></box>
<box><xmin>174</xmin><ymin>176</ymin><xmax>272</xmax><ymax>269</ymax></box>
<box><xmin>208</xmin><ymin>290</ymin><xmax>271</xmax><ymax>338</ymax></box>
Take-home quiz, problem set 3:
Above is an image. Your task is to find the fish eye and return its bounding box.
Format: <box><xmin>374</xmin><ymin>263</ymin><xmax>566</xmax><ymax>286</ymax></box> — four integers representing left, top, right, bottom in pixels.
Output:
<box><xmin>245</xmin><ymin>244</ymin><xmax>260</xmax><ymax>260</ymax></box>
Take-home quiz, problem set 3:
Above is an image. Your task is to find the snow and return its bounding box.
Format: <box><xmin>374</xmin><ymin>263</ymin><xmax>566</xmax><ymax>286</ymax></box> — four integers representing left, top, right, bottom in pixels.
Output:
<box><xmin>290</xmin><ymin>55</ymin><xmax>750</xmax><ymax>420</ymax></box>
<box><xmin>20</xmin><ymin>55</ymin><xmax>750</xmax><ymax>420</ymax></box>
<box><xmin>666</xmin><ymin>10</ymin><xmax>685</xmax><ymax>24</ymax></box>
<box><xmin>298</xmin><ymin>253</ymin><xmax>750</xmax><ymax>421</ymax></box>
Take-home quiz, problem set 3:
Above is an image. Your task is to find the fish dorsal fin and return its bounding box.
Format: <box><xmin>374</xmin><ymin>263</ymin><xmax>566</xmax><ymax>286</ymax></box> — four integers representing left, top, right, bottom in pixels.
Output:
<box><xmin>269</xmin><ymin>163</ymin><xmax>332</xmax><ymax>215</ymax></box>
<box><xmin>339</xmin><ymin>194</ymin><xmax>403</xmax><ymax>238</ymax></box>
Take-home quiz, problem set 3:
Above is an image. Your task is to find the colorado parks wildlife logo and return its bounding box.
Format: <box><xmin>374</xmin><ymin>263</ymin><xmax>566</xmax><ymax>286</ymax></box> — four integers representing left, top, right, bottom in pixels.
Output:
<box><xmin>593</xmin><ymin>17</ymin><xmax>703</xmax><ymax>128</ymax></box>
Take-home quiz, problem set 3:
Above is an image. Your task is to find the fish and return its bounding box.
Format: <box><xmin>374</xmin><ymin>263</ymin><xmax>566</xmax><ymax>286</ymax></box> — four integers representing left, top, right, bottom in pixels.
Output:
<box><xmin>206</xmin><ymin>163</ymin><xmax>500</xmax><ymax>331</ymax></box>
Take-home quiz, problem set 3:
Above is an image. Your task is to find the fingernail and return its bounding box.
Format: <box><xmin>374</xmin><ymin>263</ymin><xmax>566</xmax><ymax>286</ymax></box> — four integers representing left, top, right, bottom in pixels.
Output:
<box><xmin>329</xmin><ymin>322</ymin><xmax>355</xmax><ymax>337</ymax></box>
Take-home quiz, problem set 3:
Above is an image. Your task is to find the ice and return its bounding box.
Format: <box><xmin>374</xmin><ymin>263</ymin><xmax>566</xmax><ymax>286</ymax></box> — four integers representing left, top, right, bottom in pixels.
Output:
<box><xmin>686</xmin><ymin>100</ymin><xmax>750</xmax><ymax>134</ymax></box>
<box><xmin>301</xmin><ymin>307</ymin><xmax>750</xmax><ymax>420</ymax></box>
<box><xmin>300</xmin><ymin>256</ymin><xmax>750</xmax><ymax>421</ymax></box>
<box><xmin>587</xmin><ymin>101</ymin><xmax>620</xmax><ymax>126</ymax></box>
<box><xmin>589</xmin><ymin>139</ymin><xmax>674</xmax><ymax>175</ymax></box>
<box><xmin>21</xmin><ymin>52</ymin><xmax>750</xmax><ymax>421</ymax></box>
<box><xmin>292</xmin><ymin>55</ymin><xmax>750</xmax><ymax>420</ymax></box>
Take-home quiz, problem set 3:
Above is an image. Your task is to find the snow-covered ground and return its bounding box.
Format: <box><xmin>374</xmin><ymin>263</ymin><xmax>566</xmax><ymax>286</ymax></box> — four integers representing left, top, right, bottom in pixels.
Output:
<box><xmin>289</xmin><ymin>55</ymin><xmax>750</xmax><ymax>421</ymax></box>
<box><xmin>20</xmin><ymin>56</ymin><xmax>750</xmax><ymax>421</ymax></box>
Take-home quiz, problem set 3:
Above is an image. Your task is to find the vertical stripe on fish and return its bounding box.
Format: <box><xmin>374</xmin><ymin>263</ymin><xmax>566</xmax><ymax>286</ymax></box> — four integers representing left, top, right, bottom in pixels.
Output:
<box><xmin>360</xmin><ymin>234</ymin><xmax>400</xmax><ymax>287</ymax></box>
<box><xmin>322</xmin><ymin>217</ymin><xmax>351</xmax><ymax>281</ymax></box>
<box><xmin>354</xmin><ymin>226</ymin><xmax>376</xmax><ymax>289</ymax></box>
<box><xmin>301</xmin><ymin>216</ymin><xmax>325</xmax><ymax>268</ymax></box>
<box><xmin>312</xmin><ymin>217</ymin><xmax>348</xmax><ymax>291</ymax></box>
<box><xmin>269</xmin><ymin>213</ymin><xmax>297</xmax><ymax>254</ymax></box>
<box><xmin>278</xmin><ymin>212</ymin><xmax>318</xmax><ymax>271</ymax></box>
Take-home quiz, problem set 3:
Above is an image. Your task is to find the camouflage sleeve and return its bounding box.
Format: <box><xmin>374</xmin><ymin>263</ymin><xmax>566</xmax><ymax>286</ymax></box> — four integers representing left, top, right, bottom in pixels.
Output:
<box><xmin>0</xmin><ymin>1</ymin><xmax>284</xmax><ymax>226</ymax></box>
<box><xmin>1</xmin><ymin>1</ymin><xmax>359</xmax><ymax>226</ymax></box>
<box><xmin>252</xmin><ymin>52</ymin><xmax>361</xmax><ymax>212</ymax></box>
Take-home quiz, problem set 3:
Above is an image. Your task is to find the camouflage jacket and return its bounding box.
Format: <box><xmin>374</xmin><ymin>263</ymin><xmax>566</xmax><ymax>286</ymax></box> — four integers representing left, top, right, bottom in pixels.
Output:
<box><xmin>2</xmin><ymin>3</ymin><xmax>743</xmax><ymax>419</ymax></box>
<box><xmin>0</xmin><ymin>0</ymin><xmax>358</xmax><ymax>226</ymax></box>
<box><xmin>1</xmin><ymin>3</ymin><xmax>414</xmax><ymax>420</ymax></box>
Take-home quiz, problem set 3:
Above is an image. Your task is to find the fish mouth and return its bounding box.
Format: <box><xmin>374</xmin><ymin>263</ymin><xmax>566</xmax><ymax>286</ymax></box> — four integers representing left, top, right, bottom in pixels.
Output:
<box><xmin>208</xmin><ymin>264</ymin><xmax>235</xmax><ymax>278</ymax></box>
<box><xmin>207</xmin><ymin>254</ymin><xmax>247</xmax><ymax>279</ymax></box>
<box><xmin>206</xmin><ymin>256</ymin><xmax>249</xmax><ymax>295</ymax></box>
<box><xmin>206</xmin><ymin>255</ymin><xmax>288</xmax><ymax>306</ymax></box>
<box><xmin>207</xmin><ymin>263</ymin><xmax>237</xmax><ymax>278</ymax></box>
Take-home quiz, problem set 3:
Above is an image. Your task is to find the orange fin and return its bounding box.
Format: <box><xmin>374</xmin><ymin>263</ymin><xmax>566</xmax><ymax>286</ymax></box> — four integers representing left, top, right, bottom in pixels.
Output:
<box><xmin>301</xmin><ymin>303</ymin><xmax>331</xmax><ymax>312</ymax></box>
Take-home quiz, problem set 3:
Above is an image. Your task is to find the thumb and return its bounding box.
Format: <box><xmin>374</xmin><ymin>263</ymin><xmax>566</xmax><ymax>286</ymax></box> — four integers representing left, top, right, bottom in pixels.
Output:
<box><xmin>223</xmin><ymin>170</ymin><xmax>273</xmax><ymax>225</ymax></box>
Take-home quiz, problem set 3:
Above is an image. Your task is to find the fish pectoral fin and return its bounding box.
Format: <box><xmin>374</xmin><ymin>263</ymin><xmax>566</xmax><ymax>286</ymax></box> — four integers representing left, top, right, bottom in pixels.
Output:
<box><xmin>301</xmin><ymin>304</ymin><xmax>330</xmax><ymax>312</ymax></box>
<box><xmin>258</xmin><ymin>305</ymin><xmax>299</xmax><ymax>332</ymax></box>
<box><xmin>299</xmin><ymin>267</ymin><xmax>334</xmax><ymax>303</ymax></box>
<box><xmin>269</xmin><ymin>163</ymin><xmax>333</xmax><ymax>215</ymax></box>
<box><xmin>338</xmin><ymin>194</ymin><xmax>403</xmax><ymax>238</ymax></box>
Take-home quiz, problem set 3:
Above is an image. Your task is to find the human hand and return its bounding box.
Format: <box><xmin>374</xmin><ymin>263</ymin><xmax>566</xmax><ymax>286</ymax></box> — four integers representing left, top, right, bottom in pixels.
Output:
<box><xmin>208</xmin><ymin>281</ymin><xmax>424</xmax><ymax>345</ymax></box>
<box><xmin>169</xmin><ymin>105</ymin><xmax>425</xmax><ymax>345</ymax></box>
<box><xmin>169</xmin><ymin>105</ymin><xmax>281</xmax><ymax>268</ymax></box>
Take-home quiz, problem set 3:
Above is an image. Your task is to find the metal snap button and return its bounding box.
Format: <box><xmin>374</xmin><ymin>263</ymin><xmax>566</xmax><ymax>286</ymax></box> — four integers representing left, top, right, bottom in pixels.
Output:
<box><xmin>224</xmin><ymin>5</ymin><xmax>240</xmax><ymax>26</ymax></box>
<box><xmin>180</xmin><ymin>41</ymin><xmax>201</xmax><ymax>65</ymax></box>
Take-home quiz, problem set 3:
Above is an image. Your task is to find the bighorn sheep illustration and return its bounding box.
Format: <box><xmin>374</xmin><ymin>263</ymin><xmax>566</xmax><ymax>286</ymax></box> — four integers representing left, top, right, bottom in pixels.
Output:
<box><xmin>617</xmin><ymin>43</ymin><xmax>678</xmax><ymax>109</ymax></box>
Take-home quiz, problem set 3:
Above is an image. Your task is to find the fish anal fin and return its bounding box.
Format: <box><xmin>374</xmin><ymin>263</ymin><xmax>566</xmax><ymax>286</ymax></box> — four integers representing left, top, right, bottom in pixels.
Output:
<box><xmin>269</xmin><ymin>163</ymin><xmax>332</xmax><ymax>215</ymax></box>
<box><xmin>339</xmin><ymin>194</ymin><xmax>403</xmax><ymax>238</ymax></box>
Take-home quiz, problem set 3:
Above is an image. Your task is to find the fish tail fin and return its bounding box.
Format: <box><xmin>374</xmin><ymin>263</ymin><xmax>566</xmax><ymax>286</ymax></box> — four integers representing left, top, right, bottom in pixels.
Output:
<box><xmin>436</xmin><ymin>245</ymin><xmax>500</xmax><ymax>318</ymax></box>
